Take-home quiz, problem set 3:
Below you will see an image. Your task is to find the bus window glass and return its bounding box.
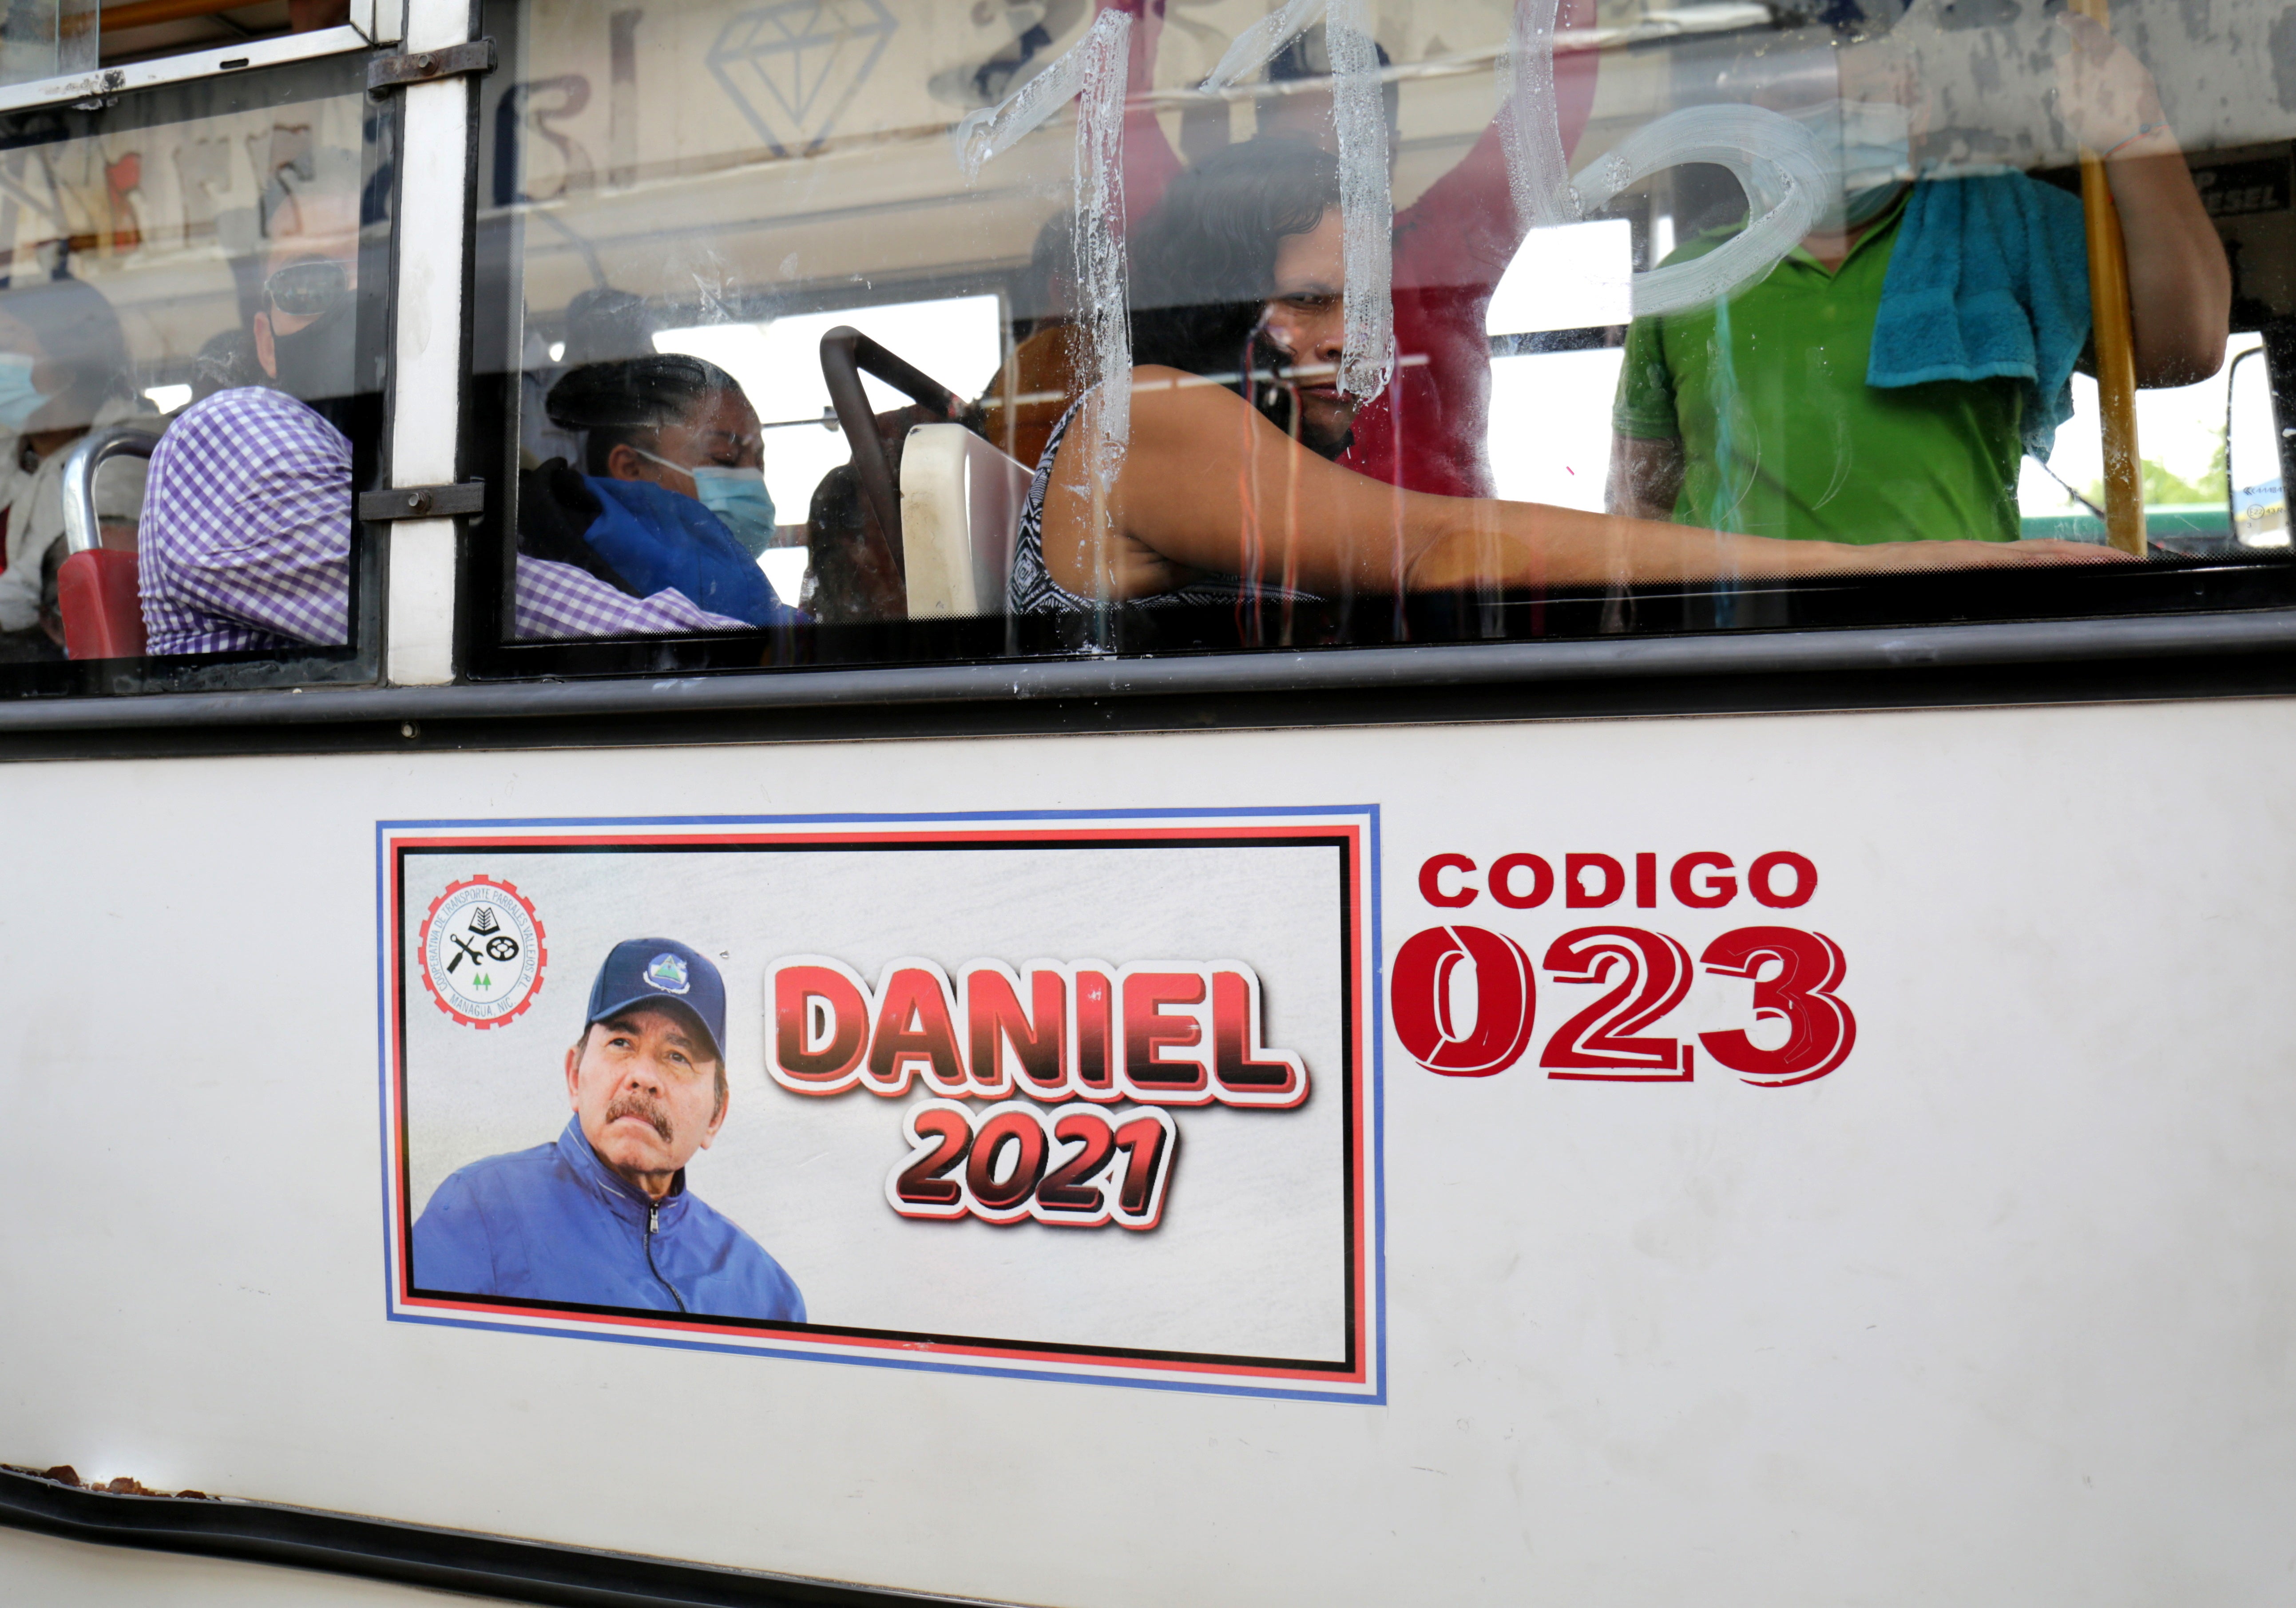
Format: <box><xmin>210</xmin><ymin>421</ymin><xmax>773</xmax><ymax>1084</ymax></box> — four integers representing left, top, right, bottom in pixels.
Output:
<box><xmin>469</xmin><ymin>0</ymin><xmax>2289</xmax><ymax>679</ymax></box>
<box><xmin>0</xmin><ymin>48</ymin><xmax>392</xmax><ymax>696</ymax></box>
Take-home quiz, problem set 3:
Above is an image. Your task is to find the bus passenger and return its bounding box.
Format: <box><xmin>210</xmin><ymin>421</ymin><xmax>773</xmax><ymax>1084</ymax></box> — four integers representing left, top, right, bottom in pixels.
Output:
<box><xmin>518</xmin><ymin>355</ymin><xmax>790</xmax><ymax>628</ymax></box>
<box><xmin>1011</xmin><ymin>139</ymin><xmax>2121</xmax><ymax>614</ymax></box>
<box><xmin>0</xmin><ymin>270</ymin><xmax>151</xmax><ymax>660</ymax></box>
<box><xmin>139</xmin><ymin>154</ymin><xmax>776</xmax><ymax>654</ymax></box>
<box><xmin>1607</xmin><ymin>19</ymin><xmax>2229</xmax><ymax>543</ymax></box>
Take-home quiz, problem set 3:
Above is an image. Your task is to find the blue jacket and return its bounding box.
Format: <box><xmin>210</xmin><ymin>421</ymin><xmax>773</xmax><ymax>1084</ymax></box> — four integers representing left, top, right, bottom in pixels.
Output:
<box><xmin>412</xmin><ymin>1116</ymin><xmax>805</xmax><ymax>1322</ymax></box>
<box><xmin>581</xmin><ymin>476</ymin><xmax>794</xmax><ymax>627</ymax></box>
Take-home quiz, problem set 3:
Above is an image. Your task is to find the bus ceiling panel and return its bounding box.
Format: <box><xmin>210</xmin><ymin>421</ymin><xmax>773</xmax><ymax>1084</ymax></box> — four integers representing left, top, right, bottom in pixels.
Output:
<box><xmin>1560</xmin><ymin>1</ymin><xmax>2296</xmax><ymax>174</ymax></box>
<box><xmin>480</xmin><ymin>139</ymin><xmax>1081</xmax><ymax>316</ymax></box>
<box><xmin>496</xmin><ymin>0</ymin><xmax>1512</xmax><ymax>167</ymax></box>
<box><xmin>483</xmin><ymin>83</ymin><xmax>1499</xmax><ymax>265</ymax></box>
<box><xmin>0</xmin><ymin>21</ymin><xmax>365</xmax><ymax>118</ymax></box>
<box><xmin>504</xmin><ymin>209</ymin><xmax>1044</xmax><ymax>338</ymax></box>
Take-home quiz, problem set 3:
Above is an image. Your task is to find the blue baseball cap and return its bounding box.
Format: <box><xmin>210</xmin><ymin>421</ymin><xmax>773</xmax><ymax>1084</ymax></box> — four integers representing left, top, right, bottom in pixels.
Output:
<box><xmin>585</xmin><ymin>938</ymin><xmax>726</xmax><ymax>1063</ymax></box>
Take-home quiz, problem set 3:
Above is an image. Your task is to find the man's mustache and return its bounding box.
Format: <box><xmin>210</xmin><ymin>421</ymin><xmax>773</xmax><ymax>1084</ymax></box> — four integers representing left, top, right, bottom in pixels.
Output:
<box><xmin>604</xmin><ymin>1092</ymin><xmax>672</xmax><ymax>1143</ymax></box>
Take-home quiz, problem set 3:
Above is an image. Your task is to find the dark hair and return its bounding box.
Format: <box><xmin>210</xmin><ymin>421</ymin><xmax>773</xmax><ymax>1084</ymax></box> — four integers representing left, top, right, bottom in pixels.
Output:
<box><xmin>0</xmin><ymin>272</ymin><xmax>133</xmax><ymax>428</ymax></box>
<box><xmin>1127</xmin><ymin>137</ymin><xmax>1340</xmax><ymax>383</ymax></box>
<box><xmin>544</xmin><ymin>353</ymin><xmax>744</xmax><ymax>476</ymax></box>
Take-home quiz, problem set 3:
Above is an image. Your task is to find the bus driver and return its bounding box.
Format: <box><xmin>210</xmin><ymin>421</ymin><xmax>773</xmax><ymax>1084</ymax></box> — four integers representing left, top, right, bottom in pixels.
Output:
<box><xmin>412</xmin><ymin>939</ymin><xmax>806</xmax><ymax>1322</ymax></box>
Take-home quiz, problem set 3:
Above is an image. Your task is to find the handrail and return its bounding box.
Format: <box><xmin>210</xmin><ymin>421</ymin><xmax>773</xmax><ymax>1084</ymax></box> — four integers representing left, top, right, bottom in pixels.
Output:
<box><xmin>59</xmin><ymin>421</ymin><xmax>163</xmax><ymax>556</ymax></box>
<box><xmin>817</xmin><ymin>326</ymin><xmax>962</xmax><ymax>572</ymax></box>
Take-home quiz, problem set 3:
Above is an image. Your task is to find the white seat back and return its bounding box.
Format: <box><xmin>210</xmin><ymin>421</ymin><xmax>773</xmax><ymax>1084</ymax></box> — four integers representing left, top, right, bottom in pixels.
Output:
<box><xmin>900</xmin><ymin>422</ymin><xmax>1033</xmax><ymax>618</ymax></box>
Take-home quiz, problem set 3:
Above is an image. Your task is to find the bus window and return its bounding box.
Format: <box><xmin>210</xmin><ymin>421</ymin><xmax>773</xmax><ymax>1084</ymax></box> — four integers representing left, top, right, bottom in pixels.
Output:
<box><xmin>462</xmin><ymin>0</ymin><xmax>2286</xmax><ymax>683</ymax></box>
<box><xmin>0</xmin><ymin>43</ymin><xmax>393</xmax><ymax>696</ymax></box>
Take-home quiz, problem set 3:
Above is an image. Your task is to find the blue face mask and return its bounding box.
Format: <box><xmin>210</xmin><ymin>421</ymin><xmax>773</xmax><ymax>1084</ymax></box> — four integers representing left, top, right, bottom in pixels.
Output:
<box><xmin>634</xmin><ymin>448</ymin><xmax>778</xmax><ymax>558</ymax></box>
<box><xmin>687</xmin><ymin>464</ymin><xmax>779</xmax><ymax>558</ymax></box>
<box><xmin>0</xmin><ymin>352</ymin><xmax>54</xmax><ymax>431</ymax></box>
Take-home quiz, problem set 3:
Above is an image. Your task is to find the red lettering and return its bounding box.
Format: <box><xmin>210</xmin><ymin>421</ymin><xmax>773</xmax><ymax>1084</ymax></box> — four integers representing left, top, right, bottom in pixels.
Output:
<box><xmin>1390</xmin><ymin>925</ymin><xmax>1538</xmax><ymax>1077</ymax></box>
<box><xmin>963</xmin><ymin>1108</ymin><xmax>1048</xmax><ymax>1217</ymax></box>
<box><xmin>964</xmin><ymin>965</ymin><xmax>1066</xmax><ymax>1097</ymax></box>
<box><xmin>1749</xmin><ymin>851</ymin><xmax>1817</xmax><ymax>909</ymax></box>
<box><xmin>1565</xmin><ymin>853</ymin><xmax>1625</xmax><ymax>908</ymax></box>
<box><xmin>868</xmin><ymin>965</ymin><xmax>967</xmax><ymax>1095</ymax></box>
<box><xmin>1698</xmin><ymin>927</ymin><xmax>1853</xmax><ymax>1083</ymax></box>
<box><xmin>1073</xmin><ymin>967</ymin><xmax>1115</xmax><ymax>1094</ymax></box>
<box><xmin>890</xmin><ymin>1105</ymin><xmax>970</xmax><ymax>1213</ymax></box>
<box><xmin>1670</xmin><ymin>852</ymin><xmax>1736</xmax><ymax>908</ymax></box>
<box><xmin>769</xmin><ymin>962</ymin><xmax>870</xmax><ymax>1093</ymax></box>
<box><xmin>1489</xmin><ymin>852</ymin><xmax>1554</xmax><ymax>909</ymax></box>
<box><xmin>1419</xmin><ymin>853</ymin><xmax>1478</xmax><ymax>907</ymax></box>
<box><xmin>1122</xmin><ymin>971</ymin><xmax>1208</xmax><ymax>1093</ymax></box>
<box><xmin>1634</xmin><ymin>852</ymin><xmax>1658</xmax><ymax>907</ymax></box>
<box><xmin>1209</xmin><ymin>968</ymin><xmax>1307</xmax><ymax>1106</ymax></box>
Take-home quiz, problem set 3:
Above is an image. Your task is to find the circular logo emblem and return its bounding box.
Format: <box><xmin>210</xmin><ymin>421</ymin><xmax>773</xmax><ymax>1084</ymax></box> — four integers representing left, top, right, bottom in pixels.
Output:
<box><xmin>419</xmin><ymin>876</ymin><xmax>547</xmax><ymax>1028</ymax></box>
<box><xmin>644</xmin><ymin>951</ymin><xmax>690</xmax><ymax>994</ymax></box>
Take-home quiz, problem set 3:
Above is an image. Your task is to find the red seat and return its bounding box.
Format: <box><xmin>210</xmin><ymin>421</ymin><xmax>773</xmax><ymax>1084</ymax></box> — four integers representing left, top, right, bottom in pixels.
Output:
<box><xmin>57</xmin><ymin>547</ymin><xmax>146</xmax><ymax>660</ymax></box>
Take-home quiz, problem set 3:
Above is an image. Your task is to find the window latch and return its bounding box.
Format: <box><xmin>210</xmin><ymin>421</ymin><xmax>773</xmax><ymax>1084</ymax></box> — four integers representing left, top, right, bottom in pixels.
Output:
<box><xmin>367</xmin><ymin>39</ymin><xmax>497</xmax><ymax>95</ymax></box>
<box><xmin>360</xmin><ymin>482</ymin><xmax>487</xmax><ymax>522</ymax></box>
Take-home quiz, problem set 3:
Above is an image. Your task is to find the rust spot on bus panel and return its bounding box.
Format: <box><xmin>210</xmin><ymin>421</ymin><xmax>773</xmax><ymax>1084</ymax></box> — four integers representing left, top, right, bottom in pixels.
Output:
<box><xmin>5</xmin><ymin>1463</ymin><xmax>215</xmax><ymax>1497</ymax></box>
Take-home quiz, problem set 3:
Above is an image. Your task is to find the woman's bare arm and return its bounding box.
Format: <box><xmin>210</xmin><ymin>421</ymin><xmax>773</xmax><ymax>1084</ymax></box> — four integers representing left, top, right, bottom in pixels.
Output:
<box><xmin>1039</xmin><ymin>370</ymin><xmax>2122</xmax><ymax>602</ymax></box>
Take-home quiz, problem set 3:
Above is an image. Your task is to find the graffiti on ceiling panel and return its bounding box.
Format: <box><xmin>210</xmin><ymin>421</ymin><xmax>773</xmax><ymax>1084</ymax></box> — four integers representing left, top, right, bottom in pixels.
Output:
<box><xmin>706</xmin><ymin>0</ymin><xmax>900</xmax><ymax>156</ymax></box>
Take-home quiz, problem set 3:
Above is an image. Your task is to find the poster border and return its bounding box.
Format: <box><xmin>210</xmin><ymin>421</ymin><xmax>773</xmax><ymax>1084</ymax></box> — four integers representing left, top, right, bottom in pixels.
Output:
<box><xmin>374</xmin><ymin>806</ymin><xmax>1385</xmax><ymax>1405</ymax></box>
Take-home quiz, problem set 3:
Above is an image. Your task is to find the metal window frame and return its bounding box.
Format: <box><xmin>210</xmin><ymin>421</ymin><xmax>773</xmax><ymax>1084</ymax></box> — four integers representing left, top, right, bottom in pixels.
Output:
<box><xmin>0</xmin><ymin>22</ymin><xmax>371</xmax><ymax>118</ymax></box>
<box><xmin>377</xmin><ymin>0</ymin><xmax>484</xmax><ymax>686</ymax></box>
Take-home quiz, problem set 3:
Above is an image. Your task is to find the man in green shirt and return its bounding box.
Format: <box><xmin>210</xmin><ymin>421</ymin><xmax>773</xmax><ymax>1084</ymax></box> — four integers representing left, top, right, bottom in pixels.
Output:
<box><xmin>1608</xmin><ymin>18</ymin><xmax>2229</xmax><ymax>542</ymax></box>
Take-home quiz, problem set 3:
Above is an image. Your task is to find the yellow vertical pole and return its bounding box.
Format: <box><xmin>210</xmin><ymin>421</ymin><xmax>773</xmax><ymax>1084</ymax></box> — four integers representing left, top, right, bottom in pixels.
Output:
<box><xmin>2071</xmin><ymin>0</ymin><xmax>2146</xmax><ymax>555</ymax></box>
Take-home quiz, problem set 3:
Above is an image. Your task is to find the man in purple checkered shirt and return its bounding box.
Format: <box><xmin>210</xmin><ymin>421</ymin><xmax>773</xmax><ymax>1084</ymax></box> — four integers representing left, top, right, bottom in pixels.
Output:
<box><xmin>139</xmin><ymin>160</ymin><xmax>769</xmax><ymax>655</ymax></box>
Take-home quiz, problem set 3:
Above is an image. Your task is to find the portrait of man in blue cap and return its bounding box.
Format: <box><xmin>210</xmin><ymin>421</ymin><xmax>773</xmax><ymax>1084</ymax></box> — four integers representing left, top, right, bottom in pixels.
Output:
<box><xmin>412</xmin><ymin>938</ymin><xmax>805</xmax><ymax>1322</ymax></box>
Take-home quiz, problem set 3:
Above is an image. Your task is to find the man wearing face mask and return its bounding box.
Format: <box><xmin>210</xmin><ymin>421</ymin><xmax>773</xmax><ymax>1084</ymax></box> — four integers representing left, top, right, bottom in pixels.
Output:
<box><xmin>1608</xmin><ymin>16</ymin><xmax>2229</xmax><ymax>545</ymax></box>
<box><xmin>515</xmin><ymin>356</ymin><xmax>792</xmax><ymax>628</ymax></box>
<box><xmin>141</xmin><ymin>153</ymin><xmax>783</xmax><ymax>653</ymax></box>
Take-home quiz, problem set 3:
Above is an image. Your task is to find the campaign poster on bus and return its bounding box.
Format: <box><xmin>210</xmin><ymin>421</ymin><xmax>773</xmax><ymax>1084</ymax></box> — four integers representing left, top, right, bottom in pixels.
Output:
<box><xmin>378</xmin><ymin>808</ymin><xmax>1380</xmax><ymax>1402</ymax></box>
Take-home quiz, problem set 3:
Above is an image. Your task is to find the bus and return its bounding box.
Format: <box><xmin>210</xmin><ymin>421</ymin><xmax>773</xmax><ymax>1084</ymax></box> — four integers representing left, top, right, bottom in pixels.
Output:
<box><xmin>2</xmin><ymin>0</ymin><xmax>2291</xmax><ymax>1603</ymax></box>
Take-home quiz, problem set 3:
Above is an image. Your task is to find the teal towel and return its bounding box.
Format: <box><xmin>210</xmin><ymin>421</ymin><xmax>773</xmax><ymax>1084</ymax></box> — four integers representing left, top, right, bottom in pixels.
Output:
<box><xmin>1868</xmin><ymin>173</ymin><xmax>2092</xmax><ymax>459</ymax></box>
